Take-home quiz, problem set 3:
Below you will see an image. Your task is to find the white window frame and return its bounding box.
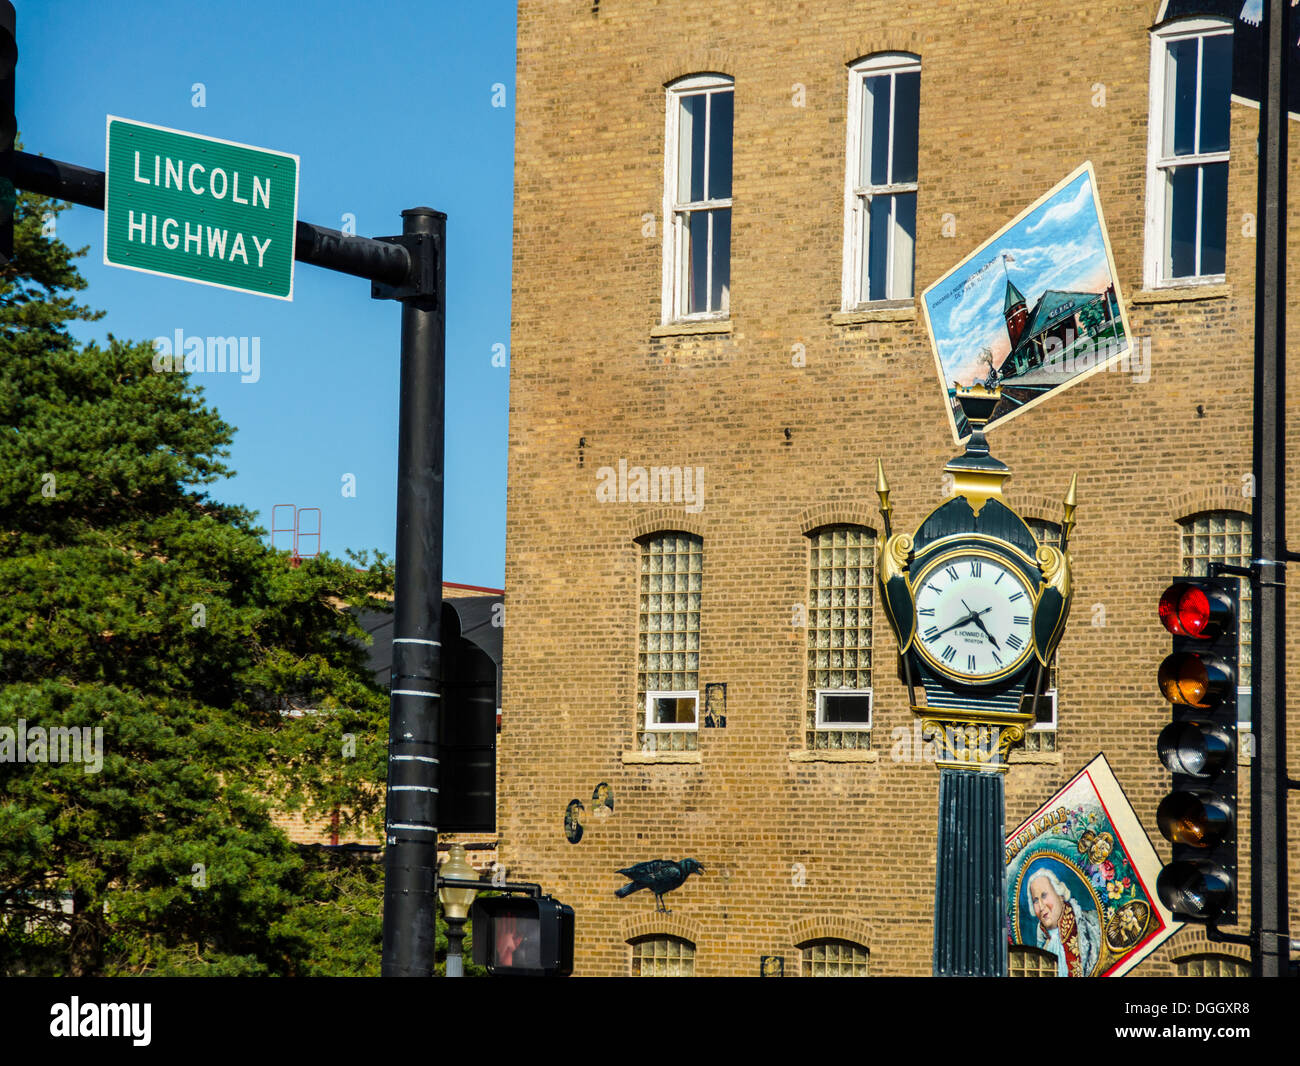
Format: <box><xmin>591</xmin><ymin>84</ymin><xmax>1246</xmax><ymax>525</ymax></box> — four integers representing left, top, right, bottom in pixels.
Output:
<box><xmin>815</xmin><ymin>688</ymin><xmax>873</xmax><ymax>732</ymax></box>
<box><xmin>661</xmin><ymin>74</ymin><xmax>734</xmax><ymax>324</ymax></box>
<box><xmin>842</xmin><ymin>53</ymin><xmax>920</xmax><ymax>310</ymax></box>
<box><xmin>645</xmin><ymin>689</ymin><xmax>700</xmax><ymax>731</ymax></box>
<box><xmin>1143</xmin><ymin>18</ymin><xmax>1231</xmax><ymax>289</ymax></box>
<box><xmin>1028</xmin><ymin>688</ymin><xmax>1057</xmax><ymax>732</ymax></box>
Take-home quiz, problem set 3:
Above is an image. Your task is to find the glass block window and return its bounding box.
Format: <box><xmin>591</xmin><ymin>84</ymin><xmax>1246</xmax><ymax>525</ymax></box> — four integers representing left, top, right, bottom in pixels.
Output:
<box><xmin>1022</xmin><ymin>519</ymin><xmax>1061</xmax><ymax>753</ymax></box>
<box><xmin>806</xmin><ymin>526</ymin><xmax>875</xmax><ymax>750</ymax></box>
<box><xmin>631</xmin><ymin>935</ymin><xmax>695</xmax><ymax>977</ymax></box>
<box><xmin>1177</xmin><ymin>954</ymin><xmax>1249</xmax><ymax>977</ymax></box>
<box><xmin>638</xmin><ymin>532</ymin><xmax>703</xmax><ymax>753</ymax></box>
<box><xmin>1009</xmin><ymin>945</ymin><xmax>1059</xmax><ymax>977</ymax></box>
<box><xmin>800</xmin><ymin>939</ymin><xmax>869</xmax><ymax>976</ymax></box>
<box><xmin>1180</xmin><ymin>512</ymin><xmax>1252</xmax><ymax>691</ymax></box>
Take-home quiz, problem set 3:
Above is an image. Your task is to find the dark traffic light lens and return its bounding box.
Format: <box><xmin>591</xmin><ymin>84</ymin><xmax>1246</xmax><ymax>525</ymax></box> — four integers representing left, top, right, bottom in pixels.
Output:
<box><xmin>1157</xmin><ymin>653</ymin><xmax>1233</xmax><ymax>708</ymax></box>
<box><xmin>1157</xmin><ymin>720</ymin><xmax>1234</xmax><ymax>777</ymax></box>
<box><xmin>1157</xmin><ymin>860</ymin><xmax>1233</xmax><ymax>919</ymax></box>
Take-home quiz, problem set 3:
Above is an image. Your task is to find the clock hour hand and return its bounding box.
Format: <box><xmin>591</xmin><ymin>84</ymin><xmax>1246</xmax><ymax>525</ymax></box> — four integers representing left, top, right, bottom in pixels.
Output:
<box><xmin>935</xmin><ymin>607</ymin><xmax>986</xmax><ymax>639</ymax></box>
<box><xmin>934</xmin><ymin>611</ymin><xmax>974</xmax><ymax>638</ymax></box>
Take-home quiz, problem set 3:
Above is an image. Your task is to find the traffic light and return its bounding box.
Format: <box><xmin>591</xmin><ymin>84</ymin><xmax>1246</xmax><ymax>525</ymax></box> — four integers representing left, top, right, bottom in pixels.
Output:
<box><xmin>1154</xmin><ymin>577</ymin><xmax>1239</xmax><ymax>922</ymax></box>
<box><xmin>0</xmin><ymin>0</ymin><xmax>14</xmax><ymax>266</ymax></box>
<box><xmin>471</xmin><ymin>894</ymin><xmax>574</xmax><ymax>977</ymax></box>
<box><xmin>437</xmin><ymin>600</ymin><xmax>497</xmax><ymax>833</ymax></box>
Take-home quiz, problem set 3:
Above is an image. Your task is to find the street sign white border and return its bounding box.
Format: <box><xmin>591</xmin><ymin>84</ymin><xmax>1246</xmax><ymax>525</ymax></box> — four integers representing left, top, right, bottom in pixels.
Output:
<box><xmin>102</xmin><ymin>115</ymin><xmax>300</xmax><ymax>302</ymax></box>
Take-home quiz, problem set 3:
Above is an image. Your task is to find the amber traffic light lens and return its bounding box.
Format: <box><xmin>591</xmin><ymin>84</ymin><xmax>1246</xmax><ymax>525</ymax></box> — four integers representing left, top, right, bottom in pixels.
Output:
<box><xmin>1158</xmin><ymin>794</ymin><xmax>1210</xmax><ymax>845</ymax></box>
<box><xmin>1158</xmin><ymin>654</ymin><xmax>1209</xmax><ymax>707</ymax></box>
<box><xmin>1157</xmin><ymin>792</ymin><xmax>1232</xmax><ymax>848</ymax></box>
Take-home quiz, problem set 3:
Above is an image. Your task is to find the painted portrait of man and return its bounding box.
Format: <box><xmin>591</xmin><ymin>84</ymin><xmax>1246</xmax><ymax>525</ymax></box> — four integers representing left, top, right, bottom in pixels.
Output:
<box><xmin>1024</xmin><ymin>861</ymin><xmax>1102</xmax><ymax>977</ymax></box>
<box><xmin>563</xmin><ymin>799</ymin><xmax>584</xmax><ymax>844</ymax></box>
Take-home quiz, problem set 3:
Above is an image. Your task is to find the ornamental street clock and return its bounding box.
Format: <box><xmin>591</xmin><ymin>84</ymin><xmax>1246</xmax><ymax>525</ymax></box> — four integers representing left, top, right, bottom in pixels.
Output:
<box><xmin>876</xmin><ymin>385</ymin><xmax>1075</xmax><ymax>762</ymax></box>
<box><xmin>875</xmin><ymin>384</ymin><xmax>1076</xmax><ymax>976</ymax></box>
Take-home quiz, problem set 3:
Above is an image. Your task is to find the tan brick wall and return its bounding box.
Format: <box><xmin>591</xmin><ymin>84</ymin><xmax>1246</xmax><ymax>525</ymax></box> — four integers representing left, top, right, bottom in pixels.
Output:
<box><xmin>502</xmin><ymin>0</ymin><xmax>1300</xmax><ymax>976</ymax></box>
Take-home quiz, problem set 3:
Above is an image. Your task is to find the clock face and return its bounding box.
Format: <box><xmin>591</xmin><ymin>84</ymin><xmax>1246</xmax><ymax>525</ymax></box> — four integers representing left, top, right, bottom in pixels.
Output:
<box><xmin>913</xmin><ymin>551</ymin><xmax>1036</xmax><ymax>683</ymax></box>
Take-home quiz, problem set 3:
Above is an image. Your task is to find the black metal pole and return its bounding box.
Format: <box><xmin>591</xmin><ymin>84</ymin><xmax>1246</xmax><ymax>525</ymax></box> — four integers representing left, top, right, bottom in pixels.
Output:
<box><xmin>1</xmin><ymin>1</ymin><xmax>15</xmax><ymax>264</ymax></box>
<box><xmin>1251</xmin><ymin>0</ymin><xmax>1290</xmax><ymax>980</ymax></box>
<box><xmin>444</xmin><ymin>914</ymin><xmax>467</xmax><ymax>977</ymax></box>
<box><xmin>933</xmin><ymin>767</ymin><xmax>1006</xmax><ymax>976</ymax></box>
<box><xmin>380</xmin><ymin>208</ymin><xmax>446</xmax><ymax>977</ymax></box>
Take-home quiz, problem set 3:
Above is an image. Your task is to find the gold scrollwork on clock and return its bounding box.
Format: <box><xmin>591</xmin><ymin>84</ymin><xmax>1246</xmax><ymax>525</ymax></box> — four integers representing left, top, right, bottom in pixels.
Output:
<box><xmin>921</xmin><ymin>718</ymin><xmax>1028</xmax><ymax>773</ymax></box>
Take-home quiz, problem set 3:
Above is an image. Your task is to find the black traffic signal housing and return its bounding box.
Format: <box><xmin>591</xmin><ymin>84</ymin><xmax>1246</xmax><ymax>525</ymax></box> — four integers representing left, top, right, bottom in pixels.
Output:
<box><xmin>1154</xmin><ymin>577</ymin><xmax>1239</xmax><ymax>923</ymax></box>
<box><xmin>1</xmin><ymin>0</ymin><xmax>15</xmax><ymax>266</ymax></box>
<box><xmin>437</xmin><ymin>601</ymin><xmax>497</xmax><ymax>833</ymax></box>
<box><xmin>471</xmin><ymin>894</ymin><xmax>574</xmax><ymax>977</ymax></box>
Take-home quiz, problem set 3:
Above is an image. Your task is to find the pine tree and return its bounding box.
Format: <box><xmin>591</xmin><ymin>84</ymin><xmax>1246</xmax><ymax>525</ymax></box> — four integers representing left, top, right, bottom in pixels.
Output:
<box><xmin>0</xmin><ymin>186</ymin><xmax>395</xmax><ymax>975</ymax></box>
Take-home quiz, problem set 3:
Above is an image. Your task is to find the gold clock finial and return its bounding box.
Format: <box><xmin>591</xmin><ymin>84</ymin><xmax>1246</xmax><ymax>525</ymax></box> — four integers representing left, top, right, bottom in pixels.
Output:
<box><xmin>876</xmin><ymin>459</ymin><xmax>894</xmax><ymax>537</ymax></box>
<box><xmin>945</xmin><ymin>385</ymin><xmax>1011</xmax><ymax>516</ymax></box>
<box><xmin>1061</xmin><ymin>472</ymin><xmax>1078</xmax><ymax>548</ymax></box>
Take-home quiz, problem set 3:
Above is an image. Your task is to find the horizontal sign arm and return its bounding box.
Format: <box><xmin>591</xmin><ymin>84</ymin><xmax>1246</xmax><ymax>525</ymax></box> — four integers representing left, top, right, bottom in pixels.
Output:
<box><xmin>14</xmin><ymin>149</ymin><xmax>411</xmax><ymax>289</ymax></box>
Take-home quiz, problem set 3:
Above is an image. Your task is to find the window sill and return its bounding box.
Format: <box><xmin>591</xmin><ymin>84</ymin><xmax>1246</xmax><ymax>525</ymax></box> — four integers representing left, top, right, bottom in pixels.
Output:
<box><xmin>788</xmin><ymin>749</ymin><xmax>878</xmax><ymax>763</ymax></box>
<box><xmin>831</xmin><ymin>302</ymin><xmax>916</xmax><ymax>325</ymax></box>
<box><xmin>621</xmin><ymin>750</ymin><xmax>703</xmax><ymax>765</ymax></box>
<box><xmin>1008</xmin><ymin>750</ymin><xmax>1063</xmax><ymax>765</ymax></box>
<box><xmin>1130</xmin><ymin>282</ymin><xmax>1230</xmax><ymax>304</ymax></box>
<box><xmin>651</xmin><ymin>319</ymin><xmax>733</xmax><ymax>338</ymax></box>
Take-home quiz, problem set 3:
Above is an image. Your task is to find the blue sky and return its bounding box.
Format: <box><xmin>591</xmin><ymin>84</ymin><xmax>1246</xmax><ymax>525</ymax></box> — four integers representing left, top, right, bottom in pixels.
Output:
<box><xmin>923</xmin><ymin>168</ymin><xmax>1114</xmax><ymax>387</ymax></box>
<box><xmin>15</xmin><ymin>0</ymin><xmax>516</xmax><ymax>588</ymax></box>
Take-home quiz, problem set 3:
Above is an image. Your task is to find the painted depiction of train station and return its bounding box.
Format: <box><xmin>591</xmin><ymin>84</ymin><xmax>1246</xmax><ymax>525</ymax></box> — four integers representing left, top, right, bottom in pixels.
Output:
<box><xmin>997</xmin><ymin>273</ymin><xmax>1123</xmax><ymax>384</ymax></box>
<box><xmin>923</xmin><ymin>163</ymin><xmax>1132</xmax><ymax>442</ymax></box>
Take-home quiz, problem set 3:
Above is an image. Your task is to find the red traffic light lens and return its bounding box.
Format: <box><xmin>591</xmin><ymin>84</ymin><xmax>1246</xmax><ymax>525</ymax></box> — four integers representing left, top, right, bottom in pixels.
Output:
<box><xmin>1159</xmin><ymin>584</ymin><xmax>1211</xmax><ymax>637</ymax></box>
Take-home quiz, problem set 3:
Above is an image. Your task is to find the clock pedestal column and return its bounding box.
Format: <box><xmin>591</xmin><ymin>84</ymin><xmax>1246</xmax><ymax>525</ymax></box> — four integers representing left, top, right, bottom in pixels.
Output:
<box><xmin>934</xmin><ymin>767</ymin><xmax>1006</xmax><ymax>977</ymax></box>
<box><xmin>919</xmin><ymin>707</ymin><xmax>1029</xmax><ymax>975</ymax></box>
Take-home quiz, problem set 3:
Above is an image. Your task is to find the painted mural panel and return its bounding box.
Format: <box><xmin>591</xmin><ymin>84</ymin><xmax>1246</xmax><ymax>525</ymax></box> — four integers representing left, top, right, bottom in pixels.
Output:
<box><xmin>1005</xmin><ymin>754</ymin><xmax>1182</xmax><ymax>977</ymax></box>
<box><xmin>922</xmin><ymin>162</ymin><xmax>1133</xmax><ymax>443</ymax></box>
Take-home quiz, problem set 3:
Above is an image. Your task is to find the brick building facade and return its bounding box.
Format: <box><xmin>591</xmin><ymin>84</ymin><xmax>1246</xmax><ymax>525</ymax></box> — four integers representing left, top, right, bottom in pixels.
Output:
<box><xmin>499</xmin><ymin>0</ymin><xmax>1300</xmax><ymax>976</ymax></box>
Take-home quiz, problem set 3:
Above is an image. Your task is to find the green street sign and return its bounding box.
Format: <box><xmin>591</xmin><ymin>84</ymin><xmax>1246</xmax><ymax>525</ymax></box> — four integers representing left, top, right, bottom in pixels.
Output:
<box><xmin>103</xmin><ymin>116</ymin><xmax>299</xmax><ymax>300</ymax></box>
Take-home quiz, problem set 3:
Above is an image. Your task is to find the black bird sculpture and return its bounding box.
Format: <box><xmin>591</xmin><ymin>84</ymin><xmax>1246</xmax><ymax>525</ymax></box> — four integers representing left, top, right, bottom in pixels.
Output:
<box><xmin>614</xmin><ymin>858</ymin><xmax>705</xmax><ymax>913</ymax></box>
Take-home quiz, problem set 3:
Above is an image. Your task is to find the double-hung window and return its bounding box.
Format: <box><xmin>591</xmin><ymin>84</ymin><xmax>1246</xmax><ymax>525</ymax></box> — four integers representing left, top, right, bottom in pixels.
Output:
<box><xmin>843</xmin><ymin>54</ymin><xmax>920</xmax><ymax>308</ymax></box>
<box><xmin>663</xmin><ymin>75</ymin><xmax>733</xmax><ymax>321</ymax></box>
<box><xmin>1145</xmin><ymin>20</ymin><xmax>1231</xmax><ymax>286</ymax></box>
